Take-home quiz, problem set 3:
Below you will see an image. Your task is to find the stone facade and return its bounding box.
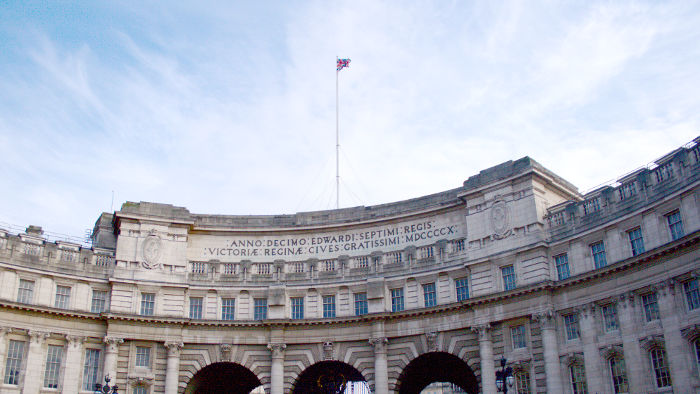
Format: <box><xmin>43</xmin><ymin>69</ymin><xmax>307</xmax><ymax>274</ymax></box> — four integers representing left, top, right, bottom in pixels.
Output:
<box><xmin>0</xmin><ymin>139</ymin><xmax>699</xmax><ymax>394</ymax></box>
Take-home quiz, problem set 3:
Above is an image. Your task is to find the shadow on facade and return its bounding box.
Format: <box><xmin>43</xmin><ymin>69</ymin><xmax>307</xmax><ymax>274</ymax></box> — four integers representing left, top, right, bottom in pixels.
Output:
<box><xmin>291</xmin><ymin>360</ymin><xmax>367</xmax><ymax>394</ymax></box>
<box><xmin>396</xmin><ymin>352</ymin><xmax>479</xmax><ymax>394</ymax></box>
<box><xmin>184</xmin><ymin>362</ymin><xmax>262</xmax><ymax>394</ymax></box>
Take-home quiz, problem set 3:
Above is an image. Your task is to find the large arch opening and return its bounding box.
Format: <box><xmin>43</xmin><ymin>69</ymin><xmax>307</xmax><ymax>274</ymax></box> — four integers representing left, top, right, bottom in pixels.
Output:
<box><xmin>291</xmin><ymin>360</ymin><xmax>370</xmax><ymax>394</ymax></box>
<box><xmin>184</xmin><ymin>362</ymin><xmax>263</xmax><ymax>394</ymax></box>
<box><xmin>396</xmin><ymin>352</ymin><xmax>479</xmax><ymax>394</ymax></box>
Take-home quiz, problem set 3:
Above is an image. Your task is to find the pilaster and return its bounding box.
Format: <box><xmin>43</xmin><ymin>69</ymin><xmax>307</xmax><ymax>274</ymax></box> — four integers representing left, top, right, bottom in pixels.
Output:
<box><xmin>23</xmin><ymin>330</ymin><xmax>49</xmax><ymax>394</ymax></box>
<box><xmin>103</xmin><ymin>336</ymin><xmax>124</xmax><ymax>382</ymax></box>
<box><xmin>164</xmin><ymin>341</ymin><xmax>184</xmax><ymax>394</ymax></box>
<box><xmin>63</xmin><ymin>335</ymin><xmax>86</xmax><ymax>394</ymax></box>
<box><xmin>533</xmin><ymin>309</ymin><xmax>563</xmax><ymax>393</ymax></box>
<box><xmin>657</xmin><ymin>279</ymin><xmax>690</xmax><ymax>391</ymax></box>
<box><xmin>617</xmin><ymin>292</ymin><xmax>644</xmax><ymax>393</ymax></box>
<box><xmin>579</xmin><ymin>303</ymin><xmax>604</xmax><ymax>393</ymax></box>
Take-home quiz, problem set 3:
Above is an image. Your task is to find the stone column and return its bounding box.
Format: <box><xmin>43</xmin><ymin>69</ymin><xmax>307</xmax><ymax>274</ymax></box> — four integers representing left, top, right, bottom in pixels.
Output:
<box><xmin>63</xmin><ymin>335</ymin><xmax>86</xmax><ymax>394</ymax></box>
<box><xmin>617</xmin><ymin>293</ymin><xmax>644</xmax><ymax>393</ymax></box>
<box><xmin>164</xmin><ymin>341</ymin><xmax>184</xmax><ymax>394</ymax></box>
<box><xmin>369</xmin><ymin>337</ymin><xmax>389</xmax><ymax>394</ymax></box>
<box><xmin>473</xmin><ymin>324</ymin><xmax>496</xmax><ymax>394</ymax></box>
<box><xmin>657</xmin><ymin>280</ymin><xmax>690</xmax><ymax>391</ymax></box>
<box><xmin>268</xmin><ymin>343</ymin><xmax>286</xmax><ymax>394</ymax></box>
<box><xmin>0</xmin><ymin>327</ymin><xmax>9</xmax><ymax>371</ymax></box>
<box><xmin>103</xmin><ymin>336</ymin><xmax>123</xmax><ymax>382</ymax></box>
<box><xmin>534</xmin><ymin>310</ymin><xmax>563</xmax><ymax>393</ymax></box>
<box><xmin>23</xmin><ymin>330</ymin><xmax>49</xmax><ymax>394</ymax></box>
<box><xmin>579</xmin><ymin>304</ymin><xmax>604</xmax><ymax>393</ymax></box>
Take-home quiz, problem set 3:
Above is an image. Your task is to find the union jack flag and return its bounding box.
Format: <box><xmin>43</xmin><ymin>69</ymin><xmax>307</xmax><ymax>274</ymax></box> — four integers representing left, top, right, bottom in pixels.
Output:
<box><xmin>337</xmin><ymin>58</ymin><xmax>351</xmax><ymax>71</ymax></box>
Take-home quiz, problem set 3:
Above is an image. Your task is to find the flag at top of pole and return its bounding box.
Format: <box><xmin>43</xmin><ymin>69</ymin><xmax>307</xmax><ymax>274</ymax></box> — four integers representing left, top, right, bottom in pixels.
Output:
<box><xmin>337</xmin><ymin>58</ymin><xmax>351</xmax><ymax>71</ymax></box>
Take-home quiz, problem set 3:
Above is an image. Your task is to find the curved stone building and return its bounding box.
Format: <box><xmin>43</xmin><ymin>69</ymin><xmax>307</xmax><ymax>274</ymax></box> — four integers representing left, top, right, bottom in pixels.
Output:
<box><xmin>0</xmin><ymin>139</ymin><xmax>699</xmax><ymax>394</ymax></box>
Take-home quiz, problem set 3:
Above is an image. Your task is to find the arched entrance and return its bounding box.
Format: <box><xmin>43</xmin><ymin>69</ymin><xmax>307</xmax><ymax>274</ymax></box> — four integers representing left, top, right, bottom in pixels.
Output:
<box><xmin>395</xmin><ymin>352</ymin><xmax>479</xmax><ymax>394</ymax></box>
<box><xmin>184</xmin><ymin>362</ymin><xmax>262</xmax><ymax>394</ymax></box>
<box><xmin>291</xmin><ymin>360</ymin><xmax>370</xmax><ymax>394</ymax></box>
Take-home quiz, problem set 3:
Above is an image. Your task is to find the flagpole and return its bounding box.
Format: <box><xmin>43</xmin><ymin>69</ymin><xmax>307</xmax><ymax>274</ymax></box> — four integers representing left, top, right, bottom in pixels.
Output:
<box><xmin>336</xmin><ymin>56</ymin><xmax>340</xmax><ymax>210</ymax></box>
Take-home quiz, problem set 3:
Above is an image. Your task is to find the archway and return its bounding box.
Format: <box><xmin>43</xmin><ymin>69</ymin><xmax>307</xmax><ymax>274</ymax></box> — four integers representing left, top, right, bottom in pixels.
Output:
<box><xmin>291</xmin><ymin>360</ymin><xmax>370</xmax><ymax>394</ymax></box>
<box><xmin>395</xmin><ymin>352</ymin><xmax>479</xmax><ymax>394</ymax></box>
<box><xmin>184</xmin><ymin>362</ymin><xmax>262</xmax><ymax>394</ymax></box>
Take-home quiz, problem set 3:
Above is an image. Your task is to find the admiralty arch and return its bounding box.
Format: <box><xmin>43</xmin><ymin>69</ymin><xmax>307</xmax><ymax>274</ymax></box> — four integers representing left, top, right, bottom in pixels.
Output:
<box><xmin>0</xmin><ymin>139</ymin><xmax>699</xmax><ymax>394</ymax></box>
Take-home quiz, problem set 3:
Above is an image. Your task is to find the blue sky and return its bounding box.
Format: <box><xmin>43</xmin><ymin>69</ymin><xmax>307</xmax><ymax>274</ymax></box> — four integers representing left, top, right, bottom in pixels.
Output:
<box><xmin>1</xmin><ymin>1</ymin><xmax>699</xmax><ymax>239</ymax></box>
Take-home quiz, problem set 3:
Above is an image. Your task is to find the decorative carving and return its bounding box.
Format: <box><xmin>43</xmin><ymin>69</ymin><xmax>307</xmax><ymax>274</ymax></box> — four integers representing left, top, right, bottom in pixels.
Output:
<box><xmin>323</xmin><ymin>341</ymin><xmax>334</xmax><ymax>360</ymax></box>
<box><xmin>425</xmin><ymin>332</ymin><xmax>439</xmax><ymax>352</ymax></box>
<box><xmin>561</xmin><ymin>352</ymin><xmax>584</xmax><ymax>367</ymax></box>
<box><xmin>579</xmin><ymin>303</ymin><xmax>596</xmax><ymax>319</ymax></box>
<box><xmin>471</xmin><ymin>324</ymin><xmax>490</xmax><ymax>341</ymax></box>
<box><xmin>657</xmin><ymin>279</ymin><xmax>676</xmax><ymax>298</ymax></box>
<box><xmin>511</xmin><ymin>360</ymin><xmax>531</xmax><ymax>373</ymax></box>
<box><xmin>0</xmin><ymin>327</ymin><xmax>10</xmax><ymax>337</ymax></box>
<box><xmin>532</xmin><ymin>308</ymin><xmax>556</xmax><ymax>330</ymax></box>
<box><xmin>104</xmin><ymin>336</ymin><xmax>124</xmax><ymax>352</ymax></box>
<box><xmin>164</xmin><ymin>341</ymin><xmax>184</xmax><ymax>357</ymax></box>
<box><xmin>639</xmin><ymin>335</ymin><xmax>665</xmax><ymax>351</ymax></box>
<box><xmin>127</xmin><ymin>375</ymin><xmax>154</xmax><ymax>386</ymax></box>
<box><xmin>600</xmin><ymin>344</ymin><xmax>624</xmax><ymax>360</ymax></box>
<box><xmin>66</xmin><ymin>335</ymin><xmax>86</xmax><ymax>348</ymax></box>
<box><xmin>618</xmin><ymin>292</ymin><xmax>635</xmax><ymax>309</ymax></box>
<box><xmin>490</xmin><ymin>200</ymin><xmax>512</xmax><ymax>239</ymax></box>
<box><xmin>142</xmin><ymin>233</ymin><xmax>162</xmax><ymax>269</ymax></box>
<box><xmin>682</xmin><ymin>324</ymin><xmax>700</xmax><ymax>342</ymax></box>
<box><xmin>220</xmin><ymin>344</ymin><xmax>232</xmax><ymax>361</ymax></box>
<box><xmin>28</xmin><ymin>330</ymin><xmax>49</xmax><ymax>344</ymax></box>
<box><xmin>267</xmin><ymin>343</ymin><xmax>286</xmax><ymax>358</ymax></box>
<box><xmin>368</xmin><ymin>337</ymin><xmax>388</xmax><ymax>353</ymax></box>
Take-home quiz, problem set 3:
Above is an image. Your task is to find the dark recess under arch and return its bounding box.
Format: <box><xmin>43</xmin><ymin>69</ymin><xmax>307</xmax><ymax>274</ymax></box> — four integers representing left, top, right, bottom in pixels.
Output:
<box><xmin>395</xmin><ymin>351</ymin><xmax>479</xmax><ymax>394</ymax></box>
<box><xmin>291</xmin><ymin>360</ymin><xmax>367</xmax><ymax>394</ymax></box>
<box><xmin>184</xmin><ymin>362</ymin><xmax>262</xmax><ymax>394</ymax></box>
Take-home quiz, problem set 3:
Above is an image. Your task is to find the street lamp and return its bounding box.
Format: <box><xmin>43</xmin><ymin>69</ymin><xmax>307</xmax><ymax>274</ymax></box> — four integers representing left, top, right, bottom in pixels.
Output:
<box><xmin>94</xmin><ymin>375</ymin><xmax>119</xmax><ymax>394</ymax></box>
<box><xmin>495</xmin><ymin>357</ymin><xmax>514</xmax><ymax>393</ymax></box>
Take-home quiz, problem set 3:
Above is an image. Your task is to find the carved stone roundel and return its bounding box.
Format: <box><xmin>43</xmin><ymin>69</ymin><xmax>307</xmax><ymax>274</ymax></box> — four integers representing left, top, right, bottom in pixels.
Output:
<box><xmin>142</xmin><ymin>234</ymin><xmax>162</xmax><ymax>269</ymax></box>
<box><xmin>490</xmin><ymin>200</ymin><xmax>510</xmax><ymax>237</ymax></box>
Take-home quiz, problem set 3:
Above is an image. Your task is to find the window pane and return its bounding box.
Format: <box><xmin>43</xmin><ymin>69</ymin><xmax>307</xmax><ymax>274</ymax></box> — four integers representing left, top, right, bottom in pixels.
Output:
<box><xmin>254</xmin><ymin>298</ymin><xmax>267</xmax><ymax>320</ymax></box>
<box><xmin>55</xmin><ymin>285</ymin><xmax>71</xmax><ymax>309</ymax></box>
<box><xmin>83</xmin><ymin>349</ymin><xmax>101</xmax><ymax>390</ymax></box>
<box><xmin>667</xmin><ymin>211</ymin><xmax>684</xmax><ymax>240</ymax></box>
<box><xmin>555</xmin><ymin>254</ymin><xmax>570</xmax><ymax>280</ymax></box>
<box><xmin>222</xmin><ymin>298</ymin><xmax>235</xmax><ymax>320</ymax></box>
<box><xmin>140</xmin><ymin>293</ymin><xmax>155</xmax><ymax>316</ymax></box>
<box><xmin>354</xmin><ymin>293</ymin><xmax>368</xmax><ymax>316</ymax></box>
<box><xmin>323</xmin><ymin>295</ymin><xmax>336</xmax><ymax>318</ymax></box>
<box><xmin>609</xmin><ymin>358</ymin><xmax>628</xmax><ymax>393</ymax></box>
<box><xmin>564</xmin><ymin>314</ymin><xmax>580</xmax><ymax>340</ymax></box>
<box><xmin>602</xmin><ymin>305</ymin><xmax>618</xmax><ymax>332</ymax></box>
<box><xmin>642</xmin><ymin>293</ymin><xmax>660</xmax><ymax>321</ymax></box>
<box><xmin>4</xmin><ymin>340</ymin><xmax>26</xmax><ymax>385</ymax></box>
<box><xmin>455</xmin><ymin>278</ymin><xmax>469</xmax><ymax>301</ymax></box>
<box><xmin>391</xmin><ymin>288</ymin><xmax>404</xmax><ymax>312</ymax></box>
<box><xmin>570</xmin><ymin>364</ymin><xmax>587</xmax><ymax>394</ymax></box>
<box><xmin>650</xmin><ymin>348</ymin><xmax>672</xmax><ymax>387</ymax></box>
<box><xmin>291</xmin><ymin>297</ymin><xmax>304</xmax><ymax>319</ymax></box>
<box><xmin>17</xmin><ymin>279</ymin><xmax>34</xmax><ymax>304</ymax></box>
<box><xmin>685</xmin><ymin>279</ymin><xmax>700</xmax><ymax>310</ymax></box>
<box><xmin>423</xmin><ymin>283</ymin><xmax>436</xmax><ymax>307</ymax></box>
<box><xmin>502</xmin><ymin>266</ymin><xmax>516</xmax><ymax>290</ymax></box>
<box><xmin>511</xmin><ymin>325</ymin><xmax>527</xmax><ymax>349</ymax></box>
<box><xmin>44</xmin><ymin>345</ymin><xmax>63</xmax><ymax>388</ymax></box>
<box><xmin>591</xmin><ymin>242</ymin><xmax>607</xmax><ymax>269</ymax></box>
<box><xmin>189</xmin><ymin>297</ymin><xmax>203</xmax><ymax>319</ymax></box>
<box><xmin>135</xmin><ymin>346</ymin><xmax>150</xmax><ymax>368</ymax></box>
<box><xmin>91</xmin><ymin>290</ymin><xmax>108</xmax><ymax>313</ymax></box>
<box><xmin>628</xmin><ymin>228</ymin><xmax>645</xmax><ymax>256</ymax></box>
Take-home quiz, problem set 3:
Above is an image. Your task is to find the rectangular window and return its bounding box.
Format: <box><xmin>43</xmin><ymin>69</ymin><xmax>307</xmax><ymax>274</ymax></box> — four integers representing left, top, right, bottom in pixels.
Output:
<box><xmin>189</xmin><ymin>297</ymin><xmax>203</xmax><ymax>319</ymax></box>
<box><xmin>667</xmin><ymin>210</ymin><xmax>684</xmax><ymax>241</ymax></box>
<box><xmin>254</xmin><ymin>298</ymin><xmax>267</xmax><ymax>320</ymax></box>
<box><xmin>17</xmin><ymin>279</ymin><xmax>34</xmax><ymax>304</ymax></box>
<box><xmin>43</xmin><ymin>344</ymin><xmax>63</xmax><ymax>388</ymax></box>
<box><xmin>391</xmin><ymin>288</ymin><xmax>404</xmax><ymax>312</ymax></box>
<box><xmin>133</xmin><ymin>386</ymin><xmax>148</xmax><ymax>394</ymax></box>
<box><xmin>511</xmin><ymin>325</ymin><xmax>527</xmax><ymax>349</ymax></box>
<box><xmin>515</xmin><ymin>371</ymin><xmax>531</xmax><ymax>394</ymax></box>
<box><xmin>354</xmin><ymin>293</ymin><xmax>368</xmax><ymax>316</ymax></box>
<box><xmin>564</xmin><ymin>313</ymin><xmax>580</xmax><ymax>340</ymax></box>
<box><xmin>221</xmin><ymin>298</ymin><xmax>235</xmax><ymax>320</ymax></box>
<box><xmin>602</xmin><ymin>304</ymin><xmax>619</xmax><ymax>332</ymax></box>
<box><xmin>423</xmin><ymin>283</ymin><xmax>436</xmax><ymax>307</ymax></box>
<box><xmin>609</xmin><ymin>357</ymin><xmax>628</xmax><ymax>394</ymax></box>
<box><xmin>591</xmin><ymin>242</ymin><xmax>607</xmax><ymax>269</ymax></box>
<box><xmin>82</xmin><ymin>348</ymin><xmax>101</xmax><ymax>391</ymax></box>
<box><xmin>684</xmin><ymin>279</ymin><xmax>700</xmax><ymax>311</ymax></box>
<box><xmin>322</xmin><ymin>295</ymin><xmax>336</xmax><ymax>318</ymax></box>
<box><xmin>291</xmin><ymin>297</ymin><xmax>304</xmax><ymax>319</ymax></box>
<box><xmin>502</xmin><ymin>265</ymin><xmax>516</xmax><ymax>291</ymax></box>
<box><xmin>452</xmin><ymin>239</ymin><xmax>465</xmax><ymax>253</ymax></box>
<box><xmin>4</xmin><ymin>340</ymin><xmax>25</xmax><ymax>385</ymax></box>
<box><xmin>140</xmin><ymin>293</ymin><xmax>155</xmax><ymax>316</ymax></box>
<box><xmin>55</xmin><ymin>285</ymin><xmax>71</xmax><ymax>309</ymax></box>
<box><xmin>650</xmin><ymin>348</ymin><xmax>672</xmax><ymax>387</ymax></box>
<box><xmin>628</xmin><ymin>227</ymin><xmax>645</xmax><ymax>256</ymax></box>
<box><xmin>555</xmin><ymin>254</ymin><xmax>570</xmax><ymax>280</ymax></box>
<box><xmin>455</xmin><ymin>278</ymin><xmax>469</xmax><ymax>301</ymax></box>
<box><xmin>642</xmin><ymin>293</ymin><xmax>660</xmax><ymax>322</ymax></box>
<box><xmin>135</xmin><ymin>346</ymin><xmax>151</xmax><ymax>368</ymax></box>
<box><xmin>570</xmin><ymin>364</ymin><xmax>587</xmax><ymax>394</ymax></box>
<box><xmin>91</xmin><ymin>290</ymin><xmax>108</xmax><ymax>313</ymax></box>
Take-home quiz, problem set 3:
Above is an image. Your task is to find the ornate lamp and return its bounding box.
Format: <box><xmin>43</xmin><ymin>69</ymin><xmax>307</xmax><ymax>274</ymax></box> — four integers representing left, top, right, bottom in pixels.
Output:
<box><xmin>495</xmin><ymin>357</ymin><xmax>514</xmax><ymax>393</ymax></box>
<box><xmin>94</xmin><ymin>375</ymin><xmax>119</xmax><ymax>393</ymax></box>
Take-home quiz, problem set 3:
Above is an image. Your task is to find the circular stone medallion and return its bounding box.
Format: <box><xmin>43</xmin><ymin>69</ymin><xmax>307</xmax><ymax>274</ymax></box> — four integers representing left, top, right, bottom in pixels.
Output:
<box><xmin>490</xmin><ymin>200</ymin><xmax>511</xmax><ymax>238</ymax></box>
<box><xmin>142</xmin><ymin>234</ymin><xmax>162</xmax><ymax>269</ymax></box>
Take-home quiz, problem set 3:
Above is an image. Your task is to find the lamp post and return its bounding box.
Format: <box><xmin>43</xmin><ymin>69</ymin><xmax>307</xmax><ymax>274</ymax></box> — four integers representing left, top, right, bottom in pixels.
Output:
<box><xmin>94</xmin><ymin>375</ymin><xmax>119</xmax><ymax>394</ymax></box>
<box><xmin>495</xmin><ymin>357</ymin><xmax>514</xmax><ymax>394</ymax></box>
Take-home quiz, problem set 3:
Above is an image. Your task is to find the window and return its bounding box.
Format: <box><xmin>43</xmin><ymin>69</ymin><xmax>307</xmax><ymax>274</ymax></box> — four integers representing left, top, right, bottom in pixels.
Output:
<box><xmin>354</xmin><ymin>293</ymin><xmax>368</xmax><ymax>316</ymax></box>
<box><xmin>591</xmin><ymin>242</ymin><xmax>607</xmax><ymax>269</ymax></box>
<box><xmin>140</xmin><ymin>293</ymin><xmax>155</xmax><ymax>316</ymax></box>
<box><xmin>43</xmin><ymin>344</ymin><xmax>63</xmax><ymax>388</ymax></box>
<box><xmin>601</xmin><ymin>304</ymin><xmax>618</xmax><ymax>332</ymax></box>
<box><xmin>387</xmin><ymin>252</ymin><xmax>402</xmax><ymax>264</ymax></box>
<box><xmin>423</xmin><ymin>283</ymin><xmax>436</xmax><ymax>307</ymax></box>
<box><xmin>135</xmin><ymin>346</ymin><xmax>151</xmax><ymax>368</ymax></box>
<box><xmin>4</xmin><ymin>340</ymin><xmax>25</xmax><ymax>384</ymax></box>
<box><xmin>569</xmin><ymin>364</ymin><xmax>587</xmax><ymax>394</ymax></box>
<box><xmin>291</xmin><ymin>297</ymin><xmax>304</xmax><ymax>319</ymax></box>
<box><xmin>609</xmin><ymin>357</ymin><xmax>628</xmax><ymax>394</ymax></box>
<box><xmin>82</xmin><ymin>348</ymin><xmax>101</xmax><ymax>391</ymax></box>
<box><xmin>55</xmin><ymin>285</ymin><xmax>71</xmax><ymax>309</ymax></box>
<box><xmin>551</xmin><ymin>212</ymin><xmax>565</xmax><ymax>226</ymax></box>
<box><xmin>221</xmin><ymin>298</ymin><xmax>235</xmax><ymax>320</ymax></box>
<box><xmin>254</xmin><ymin>298</ymin><xmax>267</xmax><ymax>320</ymax></box>
<box><xmin>323</xmin><ymin>295</ymin><xmax>336</xmax><ymax>318</ymax></box>
<box><xmin>627</xmin><ymin>228</ymin><xmax>645</xmax><ymax>256</ymax></box>
<box><xmin>452</xmin><ymin>239</ymin><xmax>465</xmax><ymax>253</ymax></box>
<box><xmin>515</xmin><ymin>370</ymin><xmax>531</xmax><ymax>394</ymax></box>
<box><xmin>391</xmin><ymin>288</ymin><xmax>404</xmax><ymax>312</ymax></box>
<box><xmin>618</xmin><ymin>182</ymin><xmax>637</xmax><ymax>200</ymax></box>
<box><xmin>355</xmin><ymin>257</ymin><xmax>368</xmax><ymax>269</ymax></box>
<box><xmin>189</xmin><ymin>297</ymin><xmax>203</xmax><ymax>319</ymax></box>
<box><xmin>564</xmin><ymin>313</ymin><xmax>580</xmax><ymax>340</ymax></box>
<box><xmin>133</xmin><ymin>386</ymin><xmax>149</xmax><ymax>394</ymax></box>
<box><xmin>455</xmin><ymin>278</ymin><xmax>469</xmax><ymax>301</ymax></box>
<box><xmin>667</xmin><ymin>210</ymin><xmax>684</xmax><ymax>241</ymax></box>
<box><xmin>555</xmin><ymin>254</ymin><xmax>570</xmax><ymax>280</ymax></box>
<box><xmin>17</xmin><ymin>279</ymin><xmax>34</xmax><ymax>304</ymax></box>
<box><xmin>583</xmin><ymin>198</ymin><xmax>600</xmax><ymax>215</ymax></box>
<box><xmin>684</xmin><ymin>279</ymin><xmax>700</xmax><ymax>310</ymax></box>
<box><xmin>91</xmin><ymin>290</ymin><xmax>108</xmax><ymax>313</ymax></box>
<box><xmin>642</xmin><ymin>293</ymin><xmax>660</xmax><ymax>322</ymax></box>
<box><xmin>419</xmin><ymin>246</ymin><xmax>434</xmax><ymax>259</ymax></box>
<box><xmin>502</xmin><ymin>265</ymin><xmax>516</xmax><ymax>291</ymax></box>
<box><xmin>650</xmin><ymin>347</ymin><xmax>672</xmax><ymax>387</ymax></box>
<box><xmin>511</xmin><ymin>325</ymin><xmax>527</xmax><ymax>349</ymax></box>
